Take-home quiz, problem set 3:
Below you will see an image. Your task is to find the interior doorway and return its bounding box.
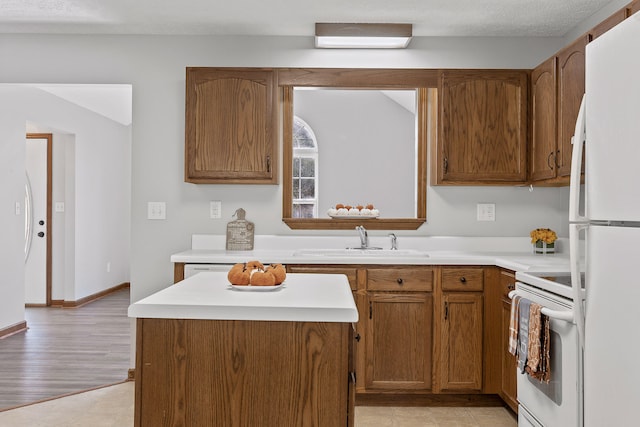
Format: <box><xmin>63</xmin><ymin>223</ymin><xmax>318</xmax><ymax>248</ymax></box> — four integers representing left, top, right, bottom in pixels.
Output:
<box><xmin>24</xmin><ymin>133</ymin><xmax>52</xmax><ymax>306</ymax></box>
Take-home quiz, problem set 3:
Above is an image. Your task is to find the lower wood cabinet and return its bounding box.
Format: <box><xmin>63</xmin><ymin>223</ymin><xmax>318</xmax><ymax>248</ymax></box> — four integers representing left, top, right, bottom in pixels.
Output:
<box><xmin>135</xmin><ymin>318</ymin><xmax>350</xmax><ymax>427</ymax></box>
<box><xmin>499</xmin><ymin>269</ymin><xmax>518</xmax><ymax>412</ymax></box>
<box><xmin>365</xmin><ymin>292</ymin><xmax>433</xmax><ymax>390</ymax></box>
<box><xmin>440</xmin><ymin>292</ymin><xmax>484</xmax><ymax>391</ymax></box>
<box><xmin>272</xmin><ymin>264</ymin><xmax>514</xmax><ymax>406</ymax></box>
<box><xmin>439</xmin><ymin>267</ymin><xmax>484</xmax><ymax>392</ymax></box>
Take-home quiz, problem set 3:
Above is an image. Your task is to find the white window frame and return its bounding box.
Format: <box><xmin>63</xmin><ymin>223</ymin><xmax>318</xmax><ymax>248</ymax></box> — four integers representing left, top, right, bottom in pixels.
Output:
<box><xmin>292</xmin><ymin>116</ymin><xmax>319</xmax><ymax>218</ymax></box>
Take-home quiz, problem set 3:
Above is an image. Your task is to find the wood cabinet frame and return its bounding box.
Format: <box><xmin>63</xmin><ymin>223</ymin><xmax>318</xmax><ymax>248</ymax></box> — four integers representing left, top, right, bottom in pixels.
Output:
<box><xmin>278</xmin><ymin>68</ymin><xmax>432</xmax><ymax>230</ymax></box>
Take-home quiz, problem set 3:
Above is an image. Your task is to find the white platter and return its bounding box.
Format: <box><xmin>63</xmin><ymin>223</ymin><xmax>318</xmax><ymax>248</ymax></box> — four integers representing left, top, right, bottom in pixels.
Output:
<box><xmin>229</xmin><ymin>282</ymin><xmax>285</xmax><ymax>292</ymax></box>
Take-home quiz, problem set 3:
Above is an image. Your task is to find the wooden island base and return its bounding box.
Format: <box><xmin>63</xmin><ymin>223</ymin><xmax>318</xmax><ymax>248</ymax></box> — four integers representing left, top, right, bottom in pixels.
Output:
<box><xmin>134</xmin><ymin>318</ymin><xmax>352</xmax><ymax>427</ymax></box>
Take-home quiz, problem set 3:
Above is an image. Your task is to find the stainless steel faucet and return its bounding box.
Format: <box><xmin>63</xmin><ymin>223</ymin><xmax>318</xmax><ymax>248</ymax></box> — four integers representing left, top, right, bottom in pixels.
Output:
<box><xmin>389</xmin><ymin>233</ymin><xmax>397</xmax><ymax>250</ymax></box>
<box><xmin>356</xmin><ymin>225</ymin><xmax>368</xmax><ymax>249</ymax></box>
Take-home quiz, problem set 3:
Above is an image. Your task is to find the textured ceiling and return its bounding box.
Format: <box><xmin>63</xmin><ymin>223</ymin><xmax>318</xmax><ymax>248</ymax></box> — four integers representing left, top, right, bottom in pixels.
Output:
<box><xmin>0</xmin><ymin>0</ymin><xmax>617</xmax><ymax>37</ymax></box>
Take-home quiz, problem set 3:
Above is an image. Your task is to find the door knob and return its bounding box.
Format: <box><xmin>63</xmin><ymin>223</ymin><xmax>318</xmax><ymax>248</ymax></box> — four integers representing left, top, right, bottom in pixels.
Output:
<box><xmin>37</xmin><ymin>232</ymin><xmax>45</xmax><ymax>238</ymax></box>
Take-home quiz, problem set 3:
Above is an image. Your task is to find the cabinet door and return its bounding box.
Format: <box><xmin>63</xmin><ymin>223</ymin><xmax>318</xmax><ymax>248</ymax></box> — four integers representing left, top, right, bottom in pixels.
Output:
<box><xmin>499</xmin><ymin>270</ymin><xmax>518</xmax><ymax>412</ymax></box>
<box><xmin>557</xmin><ymin>36</ymin><xmax>587</xmax><ymax>178</ymax></box>
<box><xmin>437</xmin><ymin>70</ymin><xmax>528</xmax><ymax>184</ymax></box>
<box><xmin>440</xmin><ymin>292</ymin><xmax>483</xmax><ymax>391</ymax></box>
<box><xmin>629</xmin><ymin>1</ymin><xmax>640</xmax><ymax>17</ymax></box>
<box><xmin>530</xmin><ymin>57</ymin><xmax>557</xmax><ymax>181</ymax></box>
<box><xmin>185</xmin><ymin>67</ymin><xmax>278</xmax><ymax>184</ymax></box>
<box><xmin>501</xmin><ymin>298</ymin><xmax>518</xmax><ymax>412</ymax></box>
<box><xmin>365</xmin><ymin>292</ymin><xmax>433</xmax><ymax>390</ymax></box>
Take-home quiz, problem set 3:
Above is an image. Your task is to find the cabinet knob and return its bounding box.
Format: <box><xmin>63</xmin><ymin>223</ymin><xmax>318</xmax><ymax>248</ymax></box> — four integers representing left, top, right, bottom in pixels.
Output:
<box><xmin>397</xmin><ymin>278</ymin><xmax>404</xmax><ymax>285</ymax></box>
<box><xmin>37</xmin><ymin>231</ymin><xmax>45</xmax><ymax>238</ymax></box>
<box><xmin>507</xmin><ymin>283</ymin><xmax>515</xmax><ymax>291</ymax></box>
<box><xmin>459</xmin><ymin>277</ymin><xmax>467</xmax><ymax>283</ymax></box>
<box><xmin>354</xmin><ymin>333</ymin><xmax>361</xmax><ymax>342</ymax></box>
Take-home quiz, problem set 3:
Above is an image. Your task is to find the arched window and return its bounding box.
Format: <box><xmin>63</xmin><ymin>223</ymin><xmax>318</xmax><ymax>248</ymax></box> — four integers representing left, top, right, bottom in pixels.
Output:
<box><xmin>292</xmin><ymin>116</ymin><xmax>318</xmax><ymax>218</ymax></box>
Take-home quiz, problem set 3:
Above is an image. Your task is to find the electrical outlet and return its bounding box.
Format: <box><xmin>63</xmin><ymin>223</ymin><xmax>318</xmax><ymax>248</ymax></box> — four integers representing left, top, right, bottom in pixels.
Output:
<box><xmin>210</xmin><ymin>201</ymin><xmax>222</xmax><ymax>219</ymax></box>
<box><xmin>477</xmin><ymin>203</ymin><xmax>496</xmax><ymax>221</ymax></box>
<box><xmin>55</xmin><ymin>202</ymin><xmax>65</xmax><ymax>213</ymax></box>
<box><xmin>147</xmin><ymin>202</ymin><xmax>166</xmax><ymax>220</ymax></box>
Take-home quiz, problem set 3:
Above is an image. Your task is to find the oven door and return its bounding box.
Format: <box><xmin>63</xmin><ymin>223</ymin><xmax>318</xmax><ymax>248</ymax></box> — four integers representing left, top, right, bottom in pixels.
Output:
<box><xmin>512</xmin><ymin>282</ymin><xmax>581</xmax><ymax>427</ymax></box>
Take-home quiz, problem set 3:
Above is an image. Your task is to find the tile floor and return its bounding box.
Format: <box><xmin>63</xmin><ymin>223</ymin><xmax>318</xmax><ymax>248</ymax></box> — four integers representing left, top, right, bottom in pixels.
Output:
<box><xmin>0</xmin><ymin>381</ymin><xmax>517</xmax><ymax>427</ymax></box>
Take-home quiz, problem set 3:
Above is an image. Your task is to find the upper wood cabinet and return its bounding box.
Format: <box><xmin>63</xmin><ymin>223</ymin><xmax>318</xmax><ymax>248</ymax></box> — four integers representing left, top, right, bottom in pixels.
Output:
<box><xmin>557</xmin><ymin>36</ymin><xmax>587</xmax><ymax>178</ymax></box>
<box><xmin>590</xmin><ymin>8</ymin><xmax>627</xmax><ymax>40</ymax></box>
<box><xmin>530</xmin><ymin>57</ymin><xmax>557</xmax><ymax>182</ymax></box>
<box><xmin>530</xmin><ymin>36</ymin><xmax>587</xmax><ymax>183</ymax></box>
<box><xmin>435</xmin><ymin>70</ymin><xmax>528</xmax><ymax>185</ymax></box>
<box><xmin>184</xmin><ymin>68</ymin><xmax>278</xmax><ymax>184</ymax></box>
<box><xmin>629</xmin><ymin>0</ymin><xmax>640</xmax><ymax>16</ymax></box>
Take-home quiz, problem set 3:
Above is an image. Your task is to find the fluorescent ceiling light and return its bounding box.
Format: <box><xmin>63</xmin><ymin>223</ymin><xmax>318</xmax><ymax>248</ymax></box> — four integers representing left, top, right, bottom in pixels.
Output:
<box><xmin>315</xmin><ymin>23</ymin><xmax>412</xmax><ymax>49</ymax></box>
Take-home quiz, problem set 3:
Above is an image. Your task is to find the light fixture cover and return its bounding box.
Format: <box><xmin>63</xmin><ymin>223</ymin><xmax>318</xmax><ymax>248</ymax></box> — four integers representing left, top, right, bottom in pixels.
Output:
<box><xmin>315</xmin><ymin>23</ymin><xmax>413</xmax><ymax>49</ymax></box>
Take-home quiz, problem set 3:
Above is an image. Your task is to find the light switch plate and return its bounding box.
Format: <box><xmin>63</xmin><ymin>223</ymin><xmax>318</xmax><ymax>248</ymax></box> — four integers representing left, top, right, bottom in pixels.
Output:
<box><xmin>147</xmin><ymin>202</ymin><xmax>166</xmax><ymax>220</ymax></box>
<box><xmin>55</xmin><ymin>202</ymin><xmax>65</xmax><ymax>213</ymax></box>
<box><xmin>210</xmin><ymin>201</ymin><xmax>222</xmax><ymax>219</ymax></box>
<box><xmin>477</xmin><ymin>203</ymin><xmax>496</xmax><ymax>221</ymax></box>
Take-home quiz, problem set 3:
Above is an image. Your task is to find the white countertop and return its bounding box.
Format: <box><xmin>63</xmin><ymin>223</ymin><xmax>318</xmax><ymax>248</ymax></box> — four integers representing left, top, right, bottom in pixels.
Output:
<box><xmin>169</xmin><ymin>234</ymin><xmax>571</xmax><ymax>272</ymax></box>
<box><xmin>171</xmin><ymin>249</ymin><xmax>570</xmax><ymax>272</ymax></box>
<box><xmin>128</xmin><ymin>272</ymin><xmax>358</xmax><ymax>323</ymax></box>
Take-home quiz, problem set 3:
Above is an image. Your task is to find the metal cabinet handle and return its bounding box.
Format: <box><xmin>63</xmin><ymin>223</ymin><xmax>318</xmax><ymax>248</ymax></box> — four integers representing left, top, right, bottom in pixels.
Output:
<box><xmin>369</xmin><ymin>301</ymin><xmax>372</xmax><ymax>319</ymax></box>
<box><xmin>507</xmin><ymin>283</ymin><xmax>515</xmax><ymax>291</ymax></box>
<box><xmin>547</xmin><ymin>151</ymin><xmax>555</xmax><ymax>170</ymax></box>
<box><xmin>443</xmin><ymin>157</ymin><xmax>449</xmax><ymax>174</ymax></box>
<box><xmin>555</xmin><ymin>150</ymin><xmax>561</xmax><ymax>169</ymax></box>
<box><xmin>459</xmin><ymin>277</ymin><xmax>466</xmax><ymax>283</ymax></box>
<box><xmin>444</xmin><ymin>301</ymin><xmax>449</xmax><ymax>320</ymax></box>
<box><xmin>354</xmin><ymin>333</ymin><xmax>361</xmax><ymax>342</ymax></box>
<box><xmin>266</xmin><ymin>155</ymin><xmax>271</xmax><ymax>173</ymax></box>
<box><xmin>397</xmin><ymin>278</ymin><xmax>404</xmax><ymax>285</ymax></box>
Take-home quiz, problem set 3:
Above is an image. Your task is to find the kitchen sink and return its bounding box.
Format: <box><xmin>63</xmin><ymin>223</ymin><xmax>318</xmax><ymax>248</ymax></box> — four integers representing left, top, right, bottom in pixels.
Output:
<box><xmin>293</xmin><ymin>249</ymin><xmax>430</xmax><ymax>257</ymax></box>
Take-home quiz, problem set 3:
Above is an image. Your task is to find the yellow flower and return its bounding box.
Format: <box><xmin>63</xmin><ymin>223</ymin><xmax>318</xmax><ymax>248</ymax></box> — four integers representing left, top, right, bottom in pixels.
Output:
<box><xmin>530</xmin><ymin>228</ymin><xmax>557</xmax><ymax>244</ymax></box>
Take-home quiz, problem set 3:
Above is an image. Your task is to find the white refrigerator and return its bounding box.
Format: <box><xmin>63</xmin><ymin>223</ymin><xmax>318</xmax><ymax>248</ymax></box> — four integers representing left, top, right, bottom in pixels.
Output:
<box><xmin>569</xmin><ymin>13</ymin><xmax>640</xmax><ymax>427</ymax></box>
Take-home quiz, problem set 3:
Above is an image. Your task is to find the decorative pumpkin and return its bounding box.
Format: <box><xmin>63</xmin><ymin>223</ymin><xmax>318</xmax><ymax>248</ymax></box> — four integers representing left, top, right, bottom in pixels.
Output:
<box><xmin>227</xmin><ymin>263</ymin><xmax>250</xmax><ymax>285</ymax></box>
<box><xmin>266</xmin><ymin>264</ymin><xmax>286</xmax><ymax>284</ymax></box>
<box><xmin>250</xmin><ymin>269</ymin><xmax>276</xmax><ymax>286</ymax></box>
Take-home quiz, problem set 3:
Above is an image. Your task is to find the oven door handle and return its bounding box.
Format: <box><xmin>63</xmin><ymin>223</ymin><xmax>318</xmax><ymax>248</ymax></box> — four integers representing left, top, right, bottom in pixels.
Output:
<box><xmin>508</xmin><ymin>290</ymin><xmax>575</xmax><ymax>323</ymax></box>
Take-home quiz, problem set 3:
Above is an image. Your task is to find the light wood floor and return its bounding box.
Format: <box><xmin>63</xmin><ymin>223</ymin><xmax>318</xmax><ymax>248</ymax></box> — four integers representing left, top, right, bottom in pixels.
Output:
<box><xmin>0</xmin><ymin>288</ymin><xmax>131</xmax><ymax>410</ymax></box>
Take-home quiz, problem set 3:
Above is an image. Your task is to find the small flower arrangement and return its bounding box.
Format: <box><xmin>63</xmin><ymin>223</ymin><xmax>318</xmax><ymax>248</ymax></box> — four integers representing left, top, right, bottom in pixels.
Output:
<box><xmin>530</xmin><ymin>228</ymin><xmax>557</xmax><ymax>254</ymax></box>
<box><xmin>530</xmin><ymin>228</ymin><xmax>557</xmax><ymax>244</ymax></box>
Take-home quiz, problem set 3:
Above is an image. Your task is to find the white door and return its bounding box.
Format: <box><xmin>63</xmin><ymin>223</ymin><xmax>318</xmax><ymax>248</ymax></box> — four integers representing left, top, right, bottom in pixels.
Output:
<box><xmin>584</xmin><ymin>225</ymin><xmax>640</xmax><ymax>426</ymax></box>
<box><xmin>585</xmin><ymin>15</ymin><xmax>640</xmax><ymax>222</ymax></box>
<box><xmin>25</xmin><ymin>136</ymin><xmax>48</xmax><ymax>305</ymax></box>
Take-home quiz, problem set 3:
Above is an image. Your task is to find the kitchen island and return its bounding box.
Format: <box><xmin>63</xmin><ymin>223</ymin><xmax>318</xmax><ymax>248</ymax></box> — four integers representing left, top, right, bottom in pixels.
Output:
<box><xmin>128</xmin><ymin>272</ymin><xmax>358</xmax><ymax>427</ymax></box>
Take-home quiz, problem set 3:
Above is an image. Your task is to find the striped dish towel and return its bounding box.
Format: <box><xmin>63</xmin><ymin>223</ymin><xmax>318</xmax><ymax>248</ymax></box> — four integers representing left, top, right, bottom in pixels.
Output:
<box><xmin>508</xmin><ymin>295</ymin><xmax>521</xmax><ymax>355</ymax></box>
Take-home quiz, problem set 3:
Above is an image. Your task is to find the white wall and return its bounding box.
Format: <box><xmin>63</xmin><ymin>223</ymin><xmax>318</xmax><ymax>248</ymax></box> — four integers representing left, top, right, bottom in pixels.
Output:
<box><xmin>1</xmin><ymin>27</ymin><xmax>619</xmax><ymax>328</ymax></box>
<box><xmin>0</xmin><ymin>85</ymin><xmax>130</xmax><ymax>330</ymax></box>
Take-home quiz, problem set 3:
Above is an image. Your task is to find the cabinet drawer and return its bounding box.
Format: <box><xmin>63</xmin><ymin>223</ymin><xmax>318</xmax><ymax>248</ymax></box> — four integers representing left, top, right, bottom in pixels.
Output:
<box><xmin>367</xmin><ymin>268</ymin><xmax>433</xmax><ymax>291</ymax></box>
<box><xmin>441</xmin><ymin>267</ymin><xmax>484</xmax><ymax>291</ymax></box>
<box><xmin>286</xmin><ymin>265</ymin><xmax>358</xmax><ymax>290</ymax></box>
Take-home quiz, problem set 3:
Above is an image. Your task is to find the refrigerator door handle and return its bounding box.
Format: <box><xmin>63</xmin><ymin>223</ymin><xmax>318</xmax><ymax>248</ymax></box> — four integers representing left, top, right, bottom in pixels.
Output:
<box><xmin>569</xmin><ymin>94</ymin><xmax>587</xmax><ymax>223</ymax></box>
<box><xmin>570</xmin><ymin>223</ymin><xmax>586</xmax><ymax>349</ymax></box>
